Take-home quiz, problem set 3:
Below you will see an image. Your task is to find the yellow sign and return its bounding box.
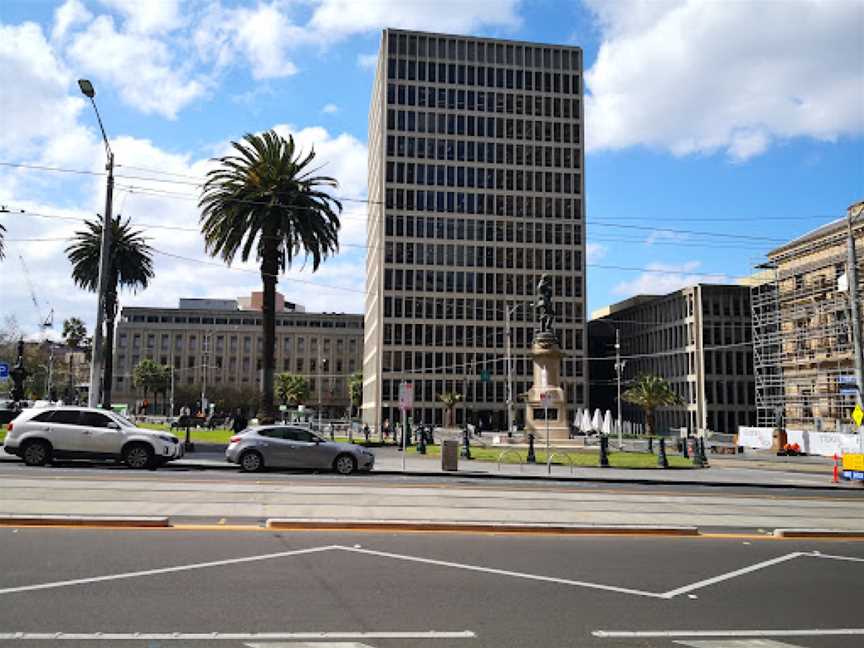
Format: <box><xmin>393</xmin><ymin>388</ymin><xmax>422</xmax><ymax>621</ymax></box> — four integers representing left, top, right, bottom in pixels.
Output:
<box><xmin>853</xmin><ymin>403</ymin><xmax>864</xmax><ymax>428</ymax></box>
<box><xmin>842</xmin><ymin>454</ymin><xmax>864</xmax><ymax>471</ymax></box>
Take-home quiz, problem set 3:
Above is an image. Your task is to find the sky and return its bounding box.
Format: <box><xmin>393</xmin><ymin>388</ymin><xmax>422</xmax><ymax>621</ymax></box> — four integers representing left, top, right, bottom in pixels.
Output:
<box><xmin>1</xmin><ymin>0</ymin><xmax>862</xmax><ymax>340</ymax></box>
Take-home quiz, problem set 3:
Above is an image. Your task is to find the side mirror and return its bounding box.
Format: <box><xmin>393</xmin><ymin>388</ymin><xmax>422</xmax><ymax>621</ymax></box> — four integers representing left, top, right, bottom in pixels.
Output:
<box><xmin>106</xmin><ymin>422</ymin><xmax>121</xmax><ymax>430</ymax></box>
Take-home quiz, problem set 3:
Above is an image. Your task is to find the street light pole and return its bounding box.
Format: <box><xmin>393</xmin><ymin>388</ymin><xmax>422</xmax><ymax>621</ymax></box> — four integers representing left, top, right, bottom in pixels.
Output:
<box><xmin>614</xmin><ymin>328</ymin><xmax>626</xmax><ymax>449</ymax></box>
<box><xmin>505</xmin><ymin>303</ymin><xmax>514</xmax><ymax>436</ymax></box>
<box><xmin>846</xmin><ymin>201</ymin><xmax>863</xmax><ymax>433</ymax></box>
<box><xmin>79</xmin><ymin>79</ymin><xmax>114</xmax><ymax>410</ymax></box>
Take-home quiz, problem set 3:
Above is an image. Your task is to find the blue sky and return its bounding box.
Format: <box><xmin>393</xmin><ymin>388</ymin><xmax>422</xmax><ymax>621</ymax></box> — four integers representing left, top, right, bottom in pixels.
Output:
<box><xmin>1</xmin><ymin>0</ymin><xmax>862</xmax><ymax>338</ymax></box>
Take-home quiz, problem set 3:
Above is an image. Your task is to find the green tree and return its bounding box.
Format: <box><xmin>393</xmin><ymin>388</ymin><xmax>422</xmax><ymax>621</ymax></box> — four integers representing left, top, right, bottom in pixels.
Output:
<box><xmin>199</xmin><ymin>130</ymin><xmax>342</xmax><ymax>422</ymax></box>
<box><xmin>275</xmin><ymin>373</ymin><xmax>310</xmax><ymax>408</ymax></box>
<box><xmin>132</xmin><ymin>358</ymin><xmax>170</xmax><ymax>414</ymax></box>
<box><xmin>347</xmin><ymin>371</ymin><xmax>363</xmax><ymax>417</ymax></box>
<box><xmin>62</xmin><ymin>317</ymin><xmax>87</xmax><ymax>349</ymax></box>
<box><xmin>66</xmin><ymin>215</ymin><xmax>154</xmax><ymax>409</ymax></box>
<box><xmin>437</xmin><ymin>391</ymin><xmax>463</xmax><ymax>427</ymax></box>
<box><xmin>622</xmin><ymin>374</ymin><xmax>683</xmax><ymax>437</ymax></box>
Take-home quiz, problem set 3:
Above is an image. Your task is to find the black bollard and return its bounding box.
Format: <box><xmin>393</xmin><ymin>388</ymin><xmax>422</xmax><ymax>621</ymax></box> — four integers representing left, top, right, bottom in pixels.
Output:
<box><xmin>682</xmin><ymin>436</ymin><xmax>690</xmax><ymax>459</ymax></box>
<box><xmin>526</xmin><ymin>433</ymin><xmax>536</xmax><ymax>464</ymax></box>
<box><xmin>648</xmin><ymin>437</ymin><xmax>654</xmax><ymax>454</ymax></box>
<box><xmin>417</xmin><ymin>425</ymin><xmax>427</xmax><ymax>455</ymax></box>
<box><xmin>657</xmin><ymin>438</ymin><xmax>669</xmax><ymax>469</ymax></box>
<box><xmin>691</xmin><ymin>437</ymin><xmax>704</xmax><ymax>467</ymax></box>
<box><xmin>699</xmin><ymin>437</ymin><xmax>709</xmax><ymax>466</ymax></box>
<box><xmin>599</xmin><ymin>434</ymin><xmax>610</xmax><ymax>468</ymax></box>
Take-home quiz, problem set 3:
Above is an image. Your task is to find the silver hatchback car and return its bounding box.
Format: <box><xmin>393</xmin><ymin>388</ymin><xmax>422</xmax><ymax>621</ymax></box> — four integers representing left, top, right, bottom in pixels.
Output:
<box><xmin>225</xmin><ymin>425</ymin><xmax>374</xmax><ymax>475</ymax></box>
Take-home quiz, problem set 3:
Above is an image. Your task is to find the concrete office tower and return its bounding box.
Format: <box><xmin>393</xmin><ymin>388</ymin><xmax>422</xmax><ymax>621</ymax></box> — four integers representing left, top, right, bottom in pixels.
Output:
<box><xmin>363</xmin><ymin>29</ymin><xmax>587</xmax><ymax>431</ymax></box>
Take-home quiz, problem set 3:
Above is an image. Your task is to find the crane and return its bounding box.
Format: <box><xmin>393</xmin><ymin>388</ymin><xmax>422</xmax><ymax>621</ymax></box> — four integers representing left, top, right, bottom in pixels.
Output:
<box><xmin>18</xmin><ymin>252</ymin><xmax>54</xmax><ymax>332</ymax></box>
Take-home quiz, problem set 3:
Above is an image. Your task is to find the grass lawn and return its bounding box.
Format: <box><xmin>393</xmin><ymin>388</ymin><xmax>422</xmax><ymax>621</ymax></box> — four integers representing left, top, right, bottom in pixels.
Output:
<box><xmin>405</xmin><ymin>443</ymin><xmax>694</xmax><ymax>469</ymax></box>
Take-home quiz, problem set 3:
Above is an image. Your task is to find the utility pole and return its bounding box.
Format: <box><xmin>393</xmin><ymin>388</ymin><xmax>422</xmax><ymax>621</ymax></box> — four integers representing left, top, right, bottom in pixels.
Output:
<box><xmin>614</xmin><ymin>328</ymin><xmax>626</xmax><ymax>449</ymax></box>
<box><xmin>200</xmin><ymin>333</ymin><xmax>209</xmax><ymax>414</ymax></box>
<box><xmin>505</xmin><ymin>303</ymin><xmax>514</xmax><ymax>437</ymax></box>
<box><xmin>79</xmin><ymin>80</ymin><xmax>113</xmax><ymax>410</ymax></box>
<box><xmin>847</xmin><ymin>201</ymin><xmax>864</xmax><ymax>432</ymax></box>
<box><xmin>46</xmin><ymin>344</ymin><xmax>55</xmax><ymax>401</ymax></box>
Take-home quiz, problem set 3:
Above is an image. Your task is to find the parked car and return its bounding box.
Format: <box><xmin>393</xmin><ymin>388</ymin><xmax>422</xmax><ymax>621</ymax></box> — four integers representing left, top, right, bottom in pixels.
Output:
<box><xmin>225</xmin><ymin>425</ymin><xmax>374</xmax><ymax>475</ymax></box>
<box><xmin>2</xmin><ymin>406</ymin><xmax>183</xmax><ymax>469</ymax></box>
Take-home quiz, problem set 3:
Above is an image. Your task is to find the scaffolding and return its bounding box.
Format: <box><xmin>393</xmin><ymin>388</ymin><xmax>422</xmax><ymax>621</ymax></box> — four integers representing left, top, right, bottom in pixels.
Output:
<box><xmin>751</xmin><ymin>224</ymin><xmax>862</xmax><ymax>433</ymax></box>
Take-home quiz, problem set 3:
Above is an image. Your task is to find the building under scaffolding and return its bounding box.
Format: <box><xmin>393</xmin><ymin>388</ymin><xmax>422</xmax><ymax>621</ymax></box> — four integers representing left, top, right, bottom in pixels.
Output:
<box><xmin>751</xmin><ymin>206</ymin><xmax>864</xmax><ymax>433</ymax></box>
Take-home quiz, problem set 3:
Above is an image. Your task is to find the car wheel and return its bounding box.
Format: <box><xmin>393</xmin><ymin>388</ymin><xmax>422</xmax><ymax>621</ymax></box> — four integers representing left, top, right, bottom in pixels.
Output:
<box><xmin>239</xmin><ymin>450</ymin><xmax>264</xmax><ymax>473</ymax></box>
<box><xmin>333</xmin><ymin>453</ymin><xmax>357</xmax><ymax>475</ymax></box>
<box><xmin>123</xmin><ymin>443</ymin><xmax>155</xmax><ymax>470</ymax></box>
<box><xmin>21</xmin><ymin>439</ymin><xmax>52</xmax><ymax>467</ymax></box>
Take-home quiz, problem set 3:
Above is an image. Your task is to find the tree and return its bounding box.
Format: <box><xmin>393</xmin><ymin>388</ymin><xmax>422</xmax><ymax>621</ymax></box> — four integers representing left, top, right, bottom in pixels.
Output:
<box><xmin>66</xmin><ymin>215</ymin><xmax>153</xmax><ymax>409</ymax></box>
<box><xmin>199</xmin><ymin>130</ymin><xmax>342</xmax><ymax>422</ymax></box>
<box><xmin>132</xmin><ymin>358</ymin><xmax>169</xmax><ymax>414</ymax></box>
<box><xmin>438</xmin><ymin>391</ymin><xmax>463</xmax><ymax>428</ymax></box>
<box><xmin>62</xmin><ymin>317</ymin><xmax>87</xmax><ymax>349</ymax></box>
<box><xmin>622</xmin><ymin>374</ymin><xmax>683</xmax><ymax>437</ymax></box>
<box><xmin>275</xmin><ymin>373</ymin><xmax>310</xmax><ymax>408</ymax></box>
<box><xmin>347</xmin><ymin>371</ymin><xmax>363</xmax><ymax>418</ymax></box>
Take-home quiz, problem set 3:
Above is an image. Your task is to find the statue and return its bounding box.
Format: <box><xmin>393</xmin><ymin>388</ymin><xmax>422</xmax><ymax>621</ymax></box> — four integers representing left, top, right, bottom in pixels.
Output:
<box><xmin>9</xmin><ymin>339</ymin><xmax>28</xmax><ymax>407</ymax></box>
<box><xmin>533</xmin><ymin>274</ymin><xmax>557</xmax><ymax>344</ymax></box>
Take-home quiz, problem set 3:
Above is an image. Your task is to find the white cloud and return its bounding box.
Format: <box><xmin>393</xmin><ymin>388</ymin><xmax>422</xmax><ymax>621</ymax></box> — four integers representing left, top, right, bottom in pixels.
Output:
<box><xmin>612</xmin><ymin>261</ymin><xmax>730</xmax><ymax>297</ymax></box>
<box><xmin>645</xmin><ymin>230</ymin><xmax>690</xmax><ymax>246</ymax></box>
<box><xmin>321</xmin><ymin>103</ymin><xmax>339</xmax><ymax>114</ymax></box>
<box><xmin>357</xmin><ymin>53</ymin><xmax>378</xmax><ymax>70</ymax></box>
<box><xmin>584</xmin><ymin>0</ymin><xmax>864</xmax><ymax>160</ymax></box>
<box><xmin>66</xmin><ymin>15</ymin><xmax>206</xmax><ymax>119</ymax></box>
<box><xmin>99</xmin><ymin>0</ymin><xmax>183</xmax><ymax>34</ymax></box>
<box><xmin>310</xmin><ymin>0</ymin><xmax>522</xmax><ymax>37</ymax></box>
<box><xmin>586</xmin><ymin>242</ymin><xmax>607</xmax><ymax>263</ymax></box>
<box><xmin>51</xmin><ymin>0</ymin><xmax>92</xmax><ymax>42</ymax></box>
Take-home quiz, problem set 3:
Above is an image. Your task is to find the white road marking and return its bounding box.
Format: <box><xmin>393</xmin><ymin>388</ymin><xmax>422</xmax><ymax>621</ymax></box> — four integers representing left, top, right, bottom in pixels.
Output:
<box><xmin>0</xmin><ymin>545</ymin><xmax>340</xmax><ymax>596</ymax></box>
<box><xmin>660</xmin><ymin>552</ymin><xmax>805</xmax><ymax>599</ymax></box>
<box><xmin>334</xmin><ymin>545</ymin><xmax>664</xmax><ymax>599</ymax></box>
<box><xmin>244</xmin><ymin>643</ymin><xmax>375</xmax><ymax>648</ymax></box>
<box><xmin>0</xmin><ymin>631</ymin><xmax>475</xmax><ymax>641</ymax></box>
<box><xmin>806</xmin><ymin>552</ymin><xmax>864</xmax><ymax>563</ymax></box>
<box><xmin>674</xmin><ymin>641</ymin><xmax>805</xmax><ymax>647</ymax></box>
<box><xmin>593</xmin><ymin>629</ymin><xmax>864</xmax><ymax>638</ymax></box>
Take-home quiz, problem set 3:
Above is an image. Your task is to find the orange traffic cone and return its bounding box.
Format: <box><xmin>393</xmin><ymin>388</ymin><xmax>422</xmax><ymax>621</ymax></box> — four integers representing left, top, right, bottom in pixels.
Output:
<box><xmin>833</xmin><ymin>453</ymin><xmax>840</xmax><ymax>483</ymax></box>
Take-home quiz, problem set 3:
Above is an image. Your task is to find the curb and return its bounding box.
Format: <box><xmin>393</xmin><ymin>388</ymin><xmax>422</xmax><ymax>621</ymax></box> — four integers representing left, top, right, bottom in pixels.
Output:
<box><xmin>265</xmin><ymin>518</ymin><xmax>700</xmax><ymax>536</ymax></box>
<box><xmin>0</xmin><ymin>515</ymin><xmax>171</xmax><ymax>528</ymax></box>
<box><xmin>773</xmin><ymin>528</ymin><xmax>864</xmax><ymax>539</ymax></box>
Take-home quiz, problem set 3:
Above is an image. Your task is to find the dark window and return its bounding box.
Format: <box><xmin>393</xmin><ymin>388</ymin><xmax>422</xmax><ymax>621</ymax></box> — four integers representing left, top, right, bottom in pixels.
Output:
<box><xmin>31</xmin><ymin>411</ymin><xmax>56</xmax><ymax>423</ymax></box>
<box><xmin>79</xmin><ymin>412</ymin><xmax>114</xmax><ymax>428</ymax></box>
<box><xmin>50</xmin><ymin>410</ymin><xmax>81</xmax><ymax>425</ymax></box>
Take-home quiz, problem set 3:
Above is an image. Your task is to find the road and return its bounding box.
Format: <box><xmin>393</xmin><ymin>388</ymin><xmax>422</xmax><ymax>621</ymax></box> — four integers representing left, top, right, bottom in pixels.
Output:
<box><xmin>0</xmin><ymin>527</ymin><xmax>862</xmax><ymax>647</ymax></box>
<box><xmin>0</xmin><ymin>461</ymin><xmax>861</xmax><ymax>532</ymax></box>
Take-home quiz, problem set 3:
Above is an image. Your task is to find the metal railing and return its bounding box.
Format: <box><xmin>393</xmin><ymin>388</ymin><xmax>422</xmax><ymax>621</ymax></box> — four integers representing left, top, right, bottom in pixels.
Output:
<box><xmin>546</xmin><ymin>451</ymin><xmax>577</xmax><ymax>475</ymax></box>
<box><xmin>497</xmin><ymin>448</ymin><xmax>525</xmax><ymax>472</ymax></box>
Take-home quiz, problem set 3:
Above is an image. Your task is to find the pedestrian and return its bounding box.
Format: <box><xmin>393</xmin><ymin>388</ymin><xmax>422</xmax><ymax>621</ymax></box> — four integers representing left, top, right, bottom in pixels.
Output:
<box><xmin>231</xmin><ymin>408</ymin><xmax>247</xmax><ymax>434</ymax></box>
<box><xmin>383</xmin><ymin>418</ymin><xmax>391</xmax><ymax>441</ymax></box>
<box><xmin>363</xmin><ymin>424</ymin><xmax>370</xmax><ymax>443</ymax></box>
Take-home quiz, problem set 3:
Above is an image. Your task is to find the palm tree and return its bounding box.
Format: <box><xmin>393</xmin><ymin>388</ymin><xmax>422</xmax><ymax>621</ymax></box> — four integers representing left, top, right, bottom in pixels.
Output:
<box><xmin>66</xmin><ymin>215</ymin><xmax>154</xmax><ymax>409</ymax></box>
<box><xmin>200</xmin><ymin>130</ymin><xmax>342</xmax><ymax>422</ymax></box>
<box><xmin>275</xmin><ymin>373</ymin><xmax>310</xmax><ymax>409</ymax></box>
<box><xmin>437</xmin><ymin>391</ymin><xmax>463</xmax><ymax>428</ymax></box>
<box><xmin>62</xmin><ymin>317</ymin><xmax>87</xmax><ymax>349</ymax></box>
<box><xmin>622</xmin><ymin>374</ymin><xmax>683</xmax><ymax>437</ymax></box>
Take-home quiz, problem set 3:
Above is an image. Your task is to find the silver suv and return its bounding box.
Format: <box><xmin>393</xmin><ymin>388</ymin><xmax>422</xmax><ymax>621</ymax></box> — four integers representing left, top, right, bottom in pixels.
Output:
<box><xmin>3</xmin><ymin>406</ymin><xmax>183</xmax><ymax>469</ymax></box>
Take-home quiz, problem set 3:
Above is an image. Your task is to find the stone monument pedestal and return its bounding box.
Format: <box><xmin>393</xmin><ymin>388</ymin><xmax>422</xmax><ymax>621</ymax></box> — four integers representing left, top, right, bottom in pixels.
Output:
<box><xmin>524</xmin><ymin>333</ymin><xmax>570</xmax><ymax>443</ymax></box>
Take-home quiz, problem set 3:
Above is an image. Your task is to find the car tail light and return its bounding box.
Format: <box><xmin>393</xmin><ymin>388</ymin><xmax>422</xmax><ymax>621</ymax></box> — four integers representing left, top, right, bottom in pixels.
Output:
<box><xmin>6</xmin><ymin>422</ymin><xmax>12</xmax><ymax>433</ymax></box>
<box><xmin>229</xmin><ymin>435</ymin><xmax>242</xmax><ymax>443</ymax></box>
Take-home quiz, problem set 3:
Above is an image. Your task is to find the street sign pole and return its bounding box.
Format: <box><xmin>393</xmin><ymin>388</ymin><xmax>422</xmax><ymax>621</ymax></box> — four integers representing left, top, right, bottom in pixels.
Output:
<box><xmin>399</xmin><ymin>381</ymin><xmax>414</xmax><ymax>472</ymax></box>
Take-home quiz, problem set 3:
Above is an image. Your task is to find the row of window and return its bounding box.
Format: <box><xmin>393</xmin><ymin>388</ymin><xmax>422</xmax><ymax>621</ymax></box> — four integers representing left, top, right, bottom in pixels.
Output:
<box><xmin>379</xmin><ymin>378</ymin><xmax>581</xmax><ymax>407</ymax></box>
<box><xmin>386</xmin><ymin>33</ymin><xmax>580</xmax><ymax>72</ymax></box>
<box><xmin>118</xmin><ymin>333</ymin><xmax>360</xmax><ymax>354</ymax></box>
<box><xmin>383</xmin><ymin>269</ymin><xmax>582</xmax><ymax>299</ymax></box>
<box><xmin>122</xmin><ymin>314</ymin><xmax>362</xmax><ymax>328</ymax></box>
<box><xmin>382</xmin><ymin>322</ymin><xmax>583</xmax><ymax>353</ymax></box>
<box><xmin>381</xmin><ymin>296</ymin><xmax>583</xmax><ymax>326</ymax></box>
<box><xmin>384</xmin><ymin>214</ymin><xmax>581</xmax><ymax>242</ymax></box>
<box><xmin>384</xmin><ymin>189</ymin><xmax>581</xmax><ymax>217</ymax></box>
<box><xmin>116</xmin><ymin>372</ymin><xmax>347</xmax><ymax>395</ymax></box>
<box><xmin>382</xmin><ymin>351</ymin><xmax>582</xmax><ymax>379</ymax></box>
<box><xmin>385</xmin><ymin>243</ymin><xmax>579</xmax><ymax>273</ymax></box>
<box><xmin>388</xmin><ymin>57</ymin><xmax>580</xmax><ymax>95</ymax></box>
<box><xmin>387</xmin><ymin>136</ymin><xmax>579</xmax><ymax>165</ymax></box>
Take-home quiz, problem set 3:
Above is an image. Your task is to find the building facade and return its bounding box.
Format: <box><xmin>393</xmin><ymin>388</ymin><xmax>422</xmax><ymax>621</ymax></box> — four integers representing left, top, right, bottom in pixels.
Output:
<box><xmin>591</xmin><ymin>284</ymin><xmax>756</xmax><ymax>435</ymax></box>
<box><xmin>363</xmin><ymin>28</ymin><xmax>587</xmax><ymax>430</ymax></box>
<box><xmin>113</xmin><ymin>292</ymin><xmax>363</xmax><ymax>416</ymax></box>
<box><xmin>752</xmin><ymin>204</ymin><xmax>864</xmax><ymax>432</ymax></box>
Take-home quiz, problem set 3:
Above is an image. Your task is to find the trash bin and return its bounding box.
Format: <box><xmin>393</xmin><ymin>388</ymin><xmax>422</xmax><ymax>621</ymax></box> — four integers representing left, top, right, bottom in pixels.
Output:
<box><xmin>442</xmin><ymin>439</ymin><xmax>459</xmax><ymax>471</ymax></box>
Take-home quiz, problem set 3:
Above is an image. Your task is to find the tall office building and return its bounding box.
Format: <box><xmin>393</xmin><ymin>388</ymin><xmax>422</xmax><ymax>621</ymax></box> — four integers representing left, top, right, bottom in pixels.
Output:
<box><xmin>363</xmin><ymin>29</ymin><xmax>587</xmax><ymax>430</ymax></box>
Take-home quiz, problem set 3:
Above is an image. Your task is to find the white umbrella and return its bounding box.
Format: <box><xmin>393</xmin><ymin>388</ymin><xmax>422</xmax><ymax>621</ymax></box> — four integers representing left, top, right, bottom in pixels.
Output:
<box><xmin>581</xmin><ymin>409</ymin><xmax>593</xmax><ymax>433</ymax></box>
<box><xmin>573</xmin><ymin>409</ymin><xmax>583</xmax><ymax>431</ymax></box>
<box><xmin>602</xmin><ymin>410</ymin><xmax>613</xmax><ymax>436</ymax></box>
<box><xmin>591</xmin><ymin>408</ymin><xmax>603</xmax><ymax>433</ymax></box>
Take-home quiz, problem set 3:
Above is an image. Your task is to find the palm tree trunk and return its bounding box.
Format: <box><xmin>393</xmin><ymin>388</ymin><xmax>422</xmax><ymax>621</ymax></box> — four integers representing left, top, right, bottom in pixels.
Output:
<box><xmin>646</xmin><ymin>408</ymin><xmax>655</xmax><ymax>437</ymax></box>
<box><xmin>259</xmin><ymin>238</ymin><xmax>278</xmax><ymax>423</ymax></box>
<box><xmin>102</xmin><ymin>288</ymin><xmax>117</xmax><ymax>410</ymax></box>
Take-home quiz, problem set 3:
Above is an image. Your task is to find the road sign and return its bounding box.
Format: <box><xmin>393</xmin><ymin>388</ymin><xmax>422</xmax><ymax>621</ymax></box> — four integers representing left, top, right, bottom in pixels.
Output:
<box><xmin>0</xmin><ymin>363</ymin><xmax>8</xmax><ymax>381</ymax></box>
<box><xmin>398</xmin><ymin>381</ymin><xmax>414</xmax><ymax>411</ymax></box>
<box><xmin>852</xmin><ymin>403</ymin><xmax>864</xmax><ymax>428</ymax></box>
<box><xmin>480</xmin><ymin>369</ymin><xmax>491</xmax><ymax>383</ymax></box>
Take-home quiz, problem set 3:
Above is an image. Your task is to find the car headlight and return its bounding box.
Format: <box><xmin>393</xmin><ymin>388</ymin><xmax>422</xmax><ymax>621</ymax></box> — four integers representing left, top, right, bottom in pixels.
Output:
<box><xmin>158</xmin><ymin>434</ymin><xmax>177</xmax><ymax>443</ymax></box>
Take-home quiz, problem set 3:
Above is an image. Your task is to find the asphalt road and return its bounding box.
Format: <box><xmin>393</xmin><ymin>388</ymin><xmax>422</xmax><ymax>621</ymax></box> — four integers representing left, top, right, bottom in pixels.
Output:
<box><xmin>0</xmin><ymin>528</ymin><xmax>862</xmax><ymax>648</ymax></box>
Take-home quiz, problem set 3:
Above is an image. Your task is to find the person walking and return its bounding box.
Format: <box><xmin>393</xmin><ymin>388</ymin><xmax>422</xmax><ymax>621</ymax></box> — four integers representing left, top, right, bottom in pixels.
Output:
<box><xmin>231</xmin><ymin>408</ymin><xmax>248</xmax><ymax>435</ymax></box>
